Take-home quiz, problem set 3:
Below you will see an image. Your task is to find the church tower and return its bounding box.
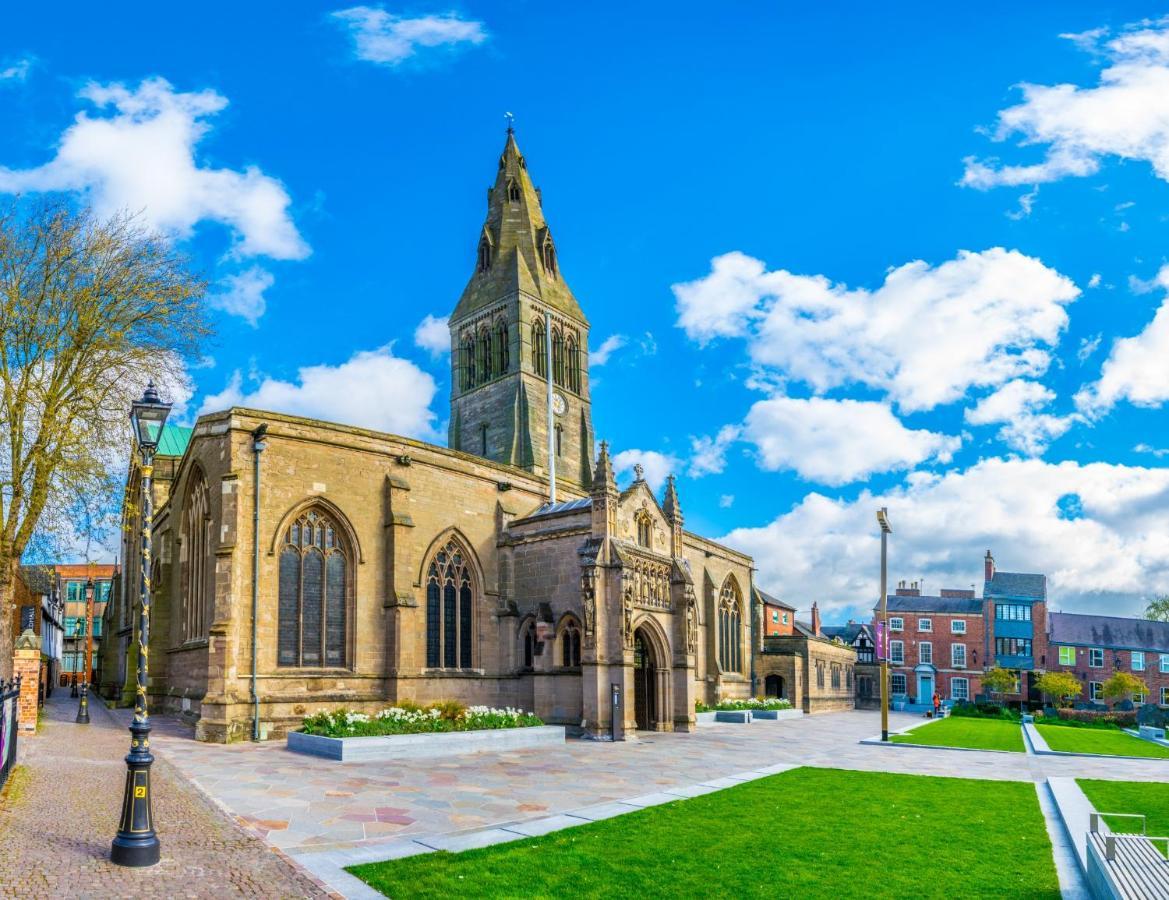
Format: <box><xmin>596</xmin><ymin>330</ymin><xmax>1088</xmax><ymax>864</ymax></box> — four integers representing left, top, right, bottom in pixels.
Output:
<box><xmin>448</xmin><ymin>129</ymin><xmax>594</xmax><ymax>488</ymax></box>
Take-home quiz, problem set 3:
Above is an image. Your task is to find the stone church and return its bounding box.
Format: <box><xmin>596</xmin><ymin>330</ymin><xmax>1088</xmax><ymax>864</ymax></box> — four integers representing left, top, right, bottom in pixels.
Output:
<box><xmin>101</xmin><ymin>131</ymin><xmax>767</xmax><ymax>742</ymax></box>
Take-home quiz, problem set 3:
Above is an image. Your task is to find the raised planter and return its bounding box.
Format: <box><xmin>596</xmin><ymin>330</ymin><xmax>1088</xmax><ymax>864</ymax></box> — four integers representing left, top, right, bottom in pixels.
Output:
<box><xmin>287</xmin><ymin>725</ymin><xmax>565</xmax><ymax>761</ymax></box>
<box><xmin>715</xmin><ymin>710</ymin><xmax>752</xmax><ymax>724</ymax></box>
<box><xmin>752</xmin><ymin>708</ymin><xmax>803</xmax><ymax>721</ymax></box>
<box><xmin>1139</xmin><ymin>725</ymin><xmax>1167</xmax><ymax>742</ymax></box>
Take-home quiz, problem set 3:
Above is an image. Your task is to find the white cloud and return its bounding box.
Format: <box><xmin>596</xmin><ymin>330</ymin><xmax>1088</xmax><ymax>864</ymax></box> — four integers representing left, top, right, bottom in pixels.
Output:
<box><xmin>674</xmin><ymin>249</ymin><xmax>1077</xmax><ymax>412</ymax></box>
<box><xmin>0</xmin><ymin>78</ymin><xmax>308</xmax><ymax>260</ymax></box>
<box><xmin>198</xmin><ymin>345</ymin><xmax>438</xmax><ymax>438</ymax></box>
<box><xmin>1088</xmin><ymin>273</ymin><xmax>1102</xmax><ymax>288</ymax></box>
<box><xmin>1</xmin><ymin>56</ymin><xmax>32</xmax><ymax>83</ymax></box>
<box><xmin>721</xmin><ymin>457</ymin><xmax>1169</xmax><ymax>620</ymax></box>
<box><xmin>1135</xmin><ymin>442</ymin><xmax>1169</xmax><ymax>458</ymax></box>
<box><xmin>1006</xmin><ymin>186</ymin><xmax>1039</xmax><ymax>220</ymax></box>
<box><xmin>611</xmin><ymin>448</ymin><xmax>680</xmax><ymax>492</ymax></box>
<box><xmin>1077</xmin><ymin>333</ymin><xmax>1102</xmax><ymax>362</ymax></box>
<box><xmin>963</xmin><ymin>18</ymin><xmax>1169</xmax><ymax>189</ymax></box>
<box><xmin>719</xmin><ymin>494</ymin><xmax>735</xmax><ymax>509</ymax></box>
<box><xmin>688</xmin><ymin>425</ymin><xmax>739</xmax><ymax>477</ymax></box>
<box><xmin>964</xmin><ymin>379</ymin><xmax>1074</xmax><ymax>456</ymax></box>
<box><xmin>208</xmin><ymin>267</ymin><xmax>274</xmax><ymax>326</ymax></box>
<box><xmin>589</xmin><ymin>334</ymin><xmax>626</xmax><ymax>367</ymax></box>
<box><xmin>742</xmin><ymin>396</ymin><xmax>960</xmax><ymax>486</ymax></box>
<box><xmin>1077</xmin><ymin>271</ymin><xmax>1169</xmax><ymax>414</ymax></box>
<box><xmin>331</xmin><ymin>7</ymin><xmax>487</xmax><ymax>66</ymax></box>
<box><xmin>413</xmin><ymin>313</ymin><xmax>450</xmax><ymax>357</ymax></box>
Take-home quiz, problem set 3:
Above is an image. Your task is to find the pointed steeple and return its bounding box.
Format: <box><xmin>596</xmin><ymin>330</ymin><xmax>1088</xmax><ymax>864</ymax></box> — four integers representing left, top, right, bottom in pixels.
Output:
<box><xmin>452</xmin><ymin>128</ymin><xmax>586</xmax><ymax>323</ymax></box>
<box><xmin>591</xmin><ymin>440</ymin><xmax>617</xmax><ymax>498</ymax></box>
<box><xmin>662</xmin><ymin>474</ymin><xmax>682</xmax><ymax>525</ymax></box>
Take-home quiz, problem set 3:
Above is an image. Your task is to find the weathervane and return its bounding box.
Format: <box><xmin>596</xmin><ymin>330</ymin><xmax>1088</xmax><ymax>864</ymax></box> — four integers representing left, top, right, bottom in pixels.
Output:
<box><xmin>504</xmin><ymin>111</ymin><xmax>515</xmax><ymax>133</ymax></box>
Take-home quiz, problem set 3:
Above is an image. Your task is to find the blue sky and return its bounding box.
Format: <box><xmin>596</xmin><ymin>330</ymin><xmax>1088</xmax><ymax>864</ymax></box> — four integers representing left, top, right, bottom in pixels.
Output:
<box><xmin>4</xmin><ymin>3</ymin><xmax>1169</xmax><ymax>620</ymax></box>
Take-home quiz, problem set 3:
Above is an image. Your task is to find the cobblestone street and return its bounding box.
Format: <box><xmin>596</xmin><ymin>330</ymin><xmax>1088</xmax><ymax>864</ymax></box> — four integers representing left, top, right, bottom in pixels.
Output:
<box><xmin>0</xmin><ymin>693</ymin><xmax>331</xmax><ymax>899</ymax></box>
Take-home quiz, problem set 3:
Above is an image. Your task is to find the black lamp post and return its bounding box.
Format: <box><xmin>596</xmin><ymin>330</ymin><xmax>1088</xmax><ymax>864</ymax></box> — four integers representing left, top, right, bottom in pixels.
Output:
<box><xmin>111</xmin><ymin>382</ymin><xmax>170</xmax><ymax>868</ymax></box>
<box><xmin>75</xmin><ymin>579</ymin><xmax>92</xmax><ymax>724</ymax></box>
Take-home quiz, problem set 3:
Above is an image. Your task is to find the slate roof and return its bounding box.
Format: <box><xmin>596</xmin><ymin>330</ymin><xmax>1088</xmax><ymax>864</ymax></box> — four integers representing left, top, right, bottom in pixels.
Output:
<box><xmin>521</xmin><ymin>497</ymin><xmax>592</xmax><ymax>520</ymax></box>
<box><xmin>881</xmin><ymin>595</ymin><xmax>984</xmax><ymax>615</ymax></box>
<box><xmin>821</xmin><ymin>622</ymin><xmax>873</xmax><ymax>644</ymax></box>
<box><xmin>754</xmin><ymin>587</ymin><xmax>795</xmax><ymax>611</ymax></box>
<box><xmin>985</xmin><ymin>571</ymin><xmax>1047</xmax><ymax>600</ymax></box>
<box><xmin>1048</xmin><ymin>612</ymin><xmax>1169</xmax><ymax>653</ymax></box>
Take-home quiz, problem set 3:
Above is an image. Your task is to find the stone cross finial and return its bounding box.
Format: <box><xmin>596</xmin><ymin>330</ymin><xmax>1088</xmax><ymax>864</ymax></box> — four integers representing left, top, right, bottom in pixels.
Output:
<box><xmin>633</xmin><ymin>463</ymin><xmax>644</xmax><ymax>481</ymax></box>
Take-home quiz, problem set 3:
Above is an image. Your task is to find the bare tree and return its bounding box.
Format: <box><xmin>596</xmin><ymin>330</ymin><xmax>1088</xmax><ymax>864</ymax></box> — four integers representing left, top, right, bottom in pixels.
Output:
<box><xmin>0</xmin><ymin>200</ymin><xmax>209</xmax><ymax>677</ymax></box>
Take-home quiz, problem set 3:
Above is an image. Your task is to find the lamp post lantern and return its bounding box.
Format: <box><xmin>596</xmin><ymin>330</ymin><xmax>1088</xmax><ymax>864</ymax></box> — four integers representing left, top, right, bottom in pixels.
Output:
<box><xmin>75</xmin><ymin>575</ymin><xmax>94</xmax><ymax>724</ymax></box>
<box><xmin>876</xmin><ymin>507</ymin><xmax>893</xmax><ymax>742</ymax></box>
<box><xmin>111</xmin><ymin>382</ymin><xmax>170</xmax><ymax>868</ymax></box>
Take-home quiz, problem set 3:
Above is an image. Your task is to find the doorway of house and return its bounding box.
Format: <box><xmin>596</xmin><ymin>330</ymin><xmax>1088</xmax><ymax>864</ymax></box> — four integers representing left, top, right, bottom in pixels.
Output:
<box><xmin>633</xmin><ymin>630</ymin><xmax>657</xmax><ymax>730</ymax></box>
<box><xmin>764</xmin><ymin>673</ymin><xmax>784</xmax><ymax>699</ymax></box>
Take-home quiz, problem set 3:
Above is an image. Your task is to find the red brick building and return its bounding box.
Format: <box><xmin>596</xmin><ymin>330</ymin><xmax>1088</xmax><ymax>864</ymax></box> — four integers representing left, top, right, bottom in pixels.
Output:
<box><xmin>1046</xmin><ymin>612</ymin><xmax>1169</xmax><ymax>707</ymax></box>
<box><xmin>881</xmin><ymin>582</ymin><xmax>986</xmax><ymax>705</ymax></box>
<box><xmin>756</xmin><ymin>588</ymin><xmax>797</xmax><ymax>637</ymax></box>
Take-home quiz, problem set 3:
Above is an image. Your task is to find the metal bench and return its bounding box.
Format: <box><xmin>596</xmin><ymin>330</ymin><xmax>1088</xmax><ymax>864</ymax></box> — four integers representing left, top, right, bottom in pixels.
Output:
<box><xmin>1086</xmin><ymin>812</ymin><xmax>1169</xmax><ymax>899</ymax></box>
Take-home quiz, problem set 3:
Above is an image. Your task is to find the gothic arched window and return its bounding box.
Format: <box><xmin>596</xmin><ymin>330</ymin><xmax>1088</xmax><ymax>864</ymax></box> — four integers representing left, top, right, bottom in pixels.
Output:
<box><xmin>478</xmin><ymin>237</ymin><xmax>491</xmax><ymax>271</ymax></box>
<box><xmin>507</xmin><ymin>178</ymin><xmax>521</xmax><ymax>203</ymax></box>
<box><xmin>425</xmin><ymin>537</ymin><xmax>475</xmax><ymax>669</ymax></box>
<box><xmin>463</xmin><ymin>334</ymin><xmax>477</xmax><ymax>388</ymax></box>
<box><xmin>495</xmin><ymin>321</ymin><xmax>509</xmax><ymax>374</ymax></box>
<box><xmin>552</xmin><ymin>329</ymin><xmax>564</xmax><ymax>386</ymax></box>
<box><xmin>181</xmin><ymin>471</ymin><xmax>212</xmax><ymax>642</ymax></box>
<box><xmin>478</xmin><ymin>327</ymin><xmax>493</xmax><ymax>383</ymax></box>
<box><xmin>566</xmin><ymin>336</ymin><xmax>580</xmax><ymax>393</ymax></box>
<box><xmin>542</xmin><ymin>236</ymin><xmax>557</xmax><ymax>276</ymax></box>
<box><xmin>561</xmin><ymin>619</ymin><xmax>581</xmax><ymax>668</ymax></box>
<box><xmin>636</xmin><ymin>512</ymin><xmax>652</xmax><ymax>549</ymax></box>
<box><xmin>531</xmin><ymin>319</ymin><xmax>546</xmax><ymax>377</ymax></box>
<box><xmin>718</xmin><ymin>577</ymin><xmax>743</xmax><ymax>674</ymax></box>
<box><xmin>278</xmin><ymin>508</ymin><xmax>350</xmax><ymax>668</ymax></box>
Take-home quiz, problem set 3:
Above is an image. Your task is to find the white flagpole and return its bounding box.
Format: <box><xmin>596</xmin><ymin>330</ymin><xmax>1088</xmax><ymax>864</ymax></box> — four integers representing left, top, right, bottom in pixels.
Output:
<box><xmin>546</xmin><ymin>309</ymin><xmax>556</xmax><ymax>505</ymax></box>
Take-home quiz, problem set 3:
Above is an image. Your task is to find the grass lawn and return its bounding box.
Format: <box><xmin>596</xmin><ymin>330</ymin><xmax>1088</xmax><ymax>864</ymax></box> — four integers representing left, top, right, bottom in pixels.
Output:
<box><xmin>889</xmin><ymin>716</ymin><xmax>1024</xmax><ymax>752</ymax></box>
<box><xmin>1078</xmin><ymin>779</ymin><xmax>1169</xmax><ymax>857</ymax></box>
<box><xmin>1036</xmin><ymin>724</ymin><xmax>1169</xmax><ymax>758</ymax></box>
<box><xmin>348</xmin><ymin>767</ymin><xmax>1058</xmax><ymax>899</ymax></box>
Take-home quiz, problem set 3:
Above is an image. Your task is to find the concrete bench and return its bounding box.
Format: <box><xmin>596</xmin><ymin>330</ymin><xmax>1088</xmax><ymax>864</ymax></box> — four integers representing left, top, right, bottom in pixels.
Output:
<box><xmin>1086</xmin><ymin>812</ymin><xmax>1169</xmax><ymax>900</ymax></box>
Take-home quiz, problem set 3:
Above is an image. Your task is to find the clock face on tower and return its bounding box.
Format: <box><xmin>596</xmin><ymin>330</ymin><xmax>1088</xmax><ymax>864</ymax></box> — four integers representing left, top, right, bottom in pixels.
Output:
<box><xmin>552</xmin><ymin>391</ymin><xmax>567</xmax><ymax>416</ymax></box>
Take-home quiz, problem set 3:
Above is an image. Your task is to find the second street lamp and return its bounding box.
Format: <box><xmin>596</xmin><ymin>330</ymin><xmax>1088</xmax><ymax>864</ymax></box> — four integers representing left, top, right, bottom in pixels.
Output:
<box><xmin>75</xmin><ymin>575</ymin><xmax>94</xmax><ymax>724</ymax></box>
<box><xmin>111</xmin><ymin>382</ymin><xmax>170</xmax><ymax>868</ymax></box>
<box><xmin>877</xmin><ymin>507</ymin><xmax>893</xmax><ymax>742</ymax></box>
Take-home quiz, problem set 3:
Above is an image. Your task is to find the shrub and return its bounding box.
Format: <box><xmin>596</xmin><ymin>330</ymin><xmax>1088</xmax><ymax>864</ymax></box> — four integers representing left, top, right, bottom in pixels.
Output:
<box><xmin>300</xmin><ymin>703</ymin><xmax>543</xmax><ymax>737</ymax></box>
<box><xmin>951</xmin><ymin>703</ymin><xmax>1020</xmax><ymax>721</ymax></box>
<box><xmin>696</xmin><ymin>697</ymin><xmax>793</xmax><ymax>712</ymax></box>
<box><xmin>1052</xmin><ymin>709</ymin><xmax>1136</xmax><ymax>729</ymax></box>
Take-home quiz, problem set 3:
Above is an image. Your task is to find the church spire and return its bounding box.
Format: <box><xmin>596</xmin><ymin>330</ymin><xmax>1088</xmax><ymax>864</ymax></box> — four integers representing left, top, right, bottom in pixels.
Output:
<box><xmin>662</xmin><ymin>474</ymin><xmax>682</xmax><ymax>524</ymax></box>
<box><xmin>591</xmin><ymin>440</ymin><xmax>617</xmax><ymax>498</ymax></box>
<box><xmin>451</xmin><ymin>128</ymin><xmax>586</xmax><ymax>324</ymax></box>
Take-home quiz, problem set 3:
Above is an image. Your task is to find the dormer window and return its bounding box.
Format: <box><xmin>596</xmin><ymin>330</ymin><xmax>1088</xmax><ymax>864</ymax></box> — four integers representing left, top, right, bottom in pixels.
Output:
<box><xmin>477</xmin><ymin>237</ymin><xmax>491</xmax><ymax>272</ymax></box>
<box><xmin>506</xmin><ymin>179</ymin><xmax>521</xmax><ymax>203</ymax></box>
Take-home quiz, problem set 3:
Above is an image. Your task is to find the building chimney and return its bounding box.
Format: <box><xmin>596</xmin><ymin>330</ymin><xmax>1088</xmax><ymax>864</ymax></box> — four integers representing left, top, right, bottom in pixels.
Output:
<box><xmin>811</xmin><ymin>602</ymin><xmax>821</xmax><ymax>637</ymax></box>
<box><xmin>984</xmin><ymin>549</ymin><xmax>995</xmax><ymax>583</ymax></box>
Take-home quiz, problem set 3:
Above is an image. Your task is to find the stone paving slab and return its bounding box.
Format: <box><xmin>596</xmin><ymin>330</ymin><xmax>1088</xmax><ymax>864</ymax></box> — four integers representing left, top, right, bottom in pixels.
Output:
<box><xmin>501</xmin><ymin>813</ymin><xmax>589</xmax><ymax>837</ymax></box>
<box><xmin>0</xmin><ymin>694</ymin><xmax>332</xmax><ymax>899</ymax></box>
<box><xmin>569</xmin><ymin>801</ymin><xmax>638</xmax><ymax>821</ymax></box>
<box><xmin>415</xmin><ymin>827</ymin><xmax>520</xmax><ymax>852</ymax></box>
<box><xmin>620</xmin><ymin>791</ymin><xmax>682</xmax><ymax>808</ymax></box>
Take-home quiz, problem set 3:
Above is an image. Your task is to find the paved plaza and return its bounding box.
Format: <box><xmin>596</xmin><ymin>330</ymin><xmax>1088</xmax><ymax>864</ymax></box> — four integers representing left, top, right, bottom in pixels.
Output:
<box><xmin>0</xmin><ymin>693</ymin><xmax>331</xmax><ymax>899</ymax></box>
<box><xmin>3</xmin><ymin>702</ymin><xmax>1166</xmax><ymax>898</ymax></box>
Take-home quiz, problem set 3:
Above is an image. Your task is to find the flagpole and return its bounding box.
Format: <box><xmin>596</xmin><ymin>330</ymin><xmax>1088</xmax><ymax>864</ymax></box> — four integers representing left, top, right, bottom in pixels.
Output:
<box><xmin>546</xmin><ymin>309</ymin><xmax>556</xmax><ymax>504</ymax></box>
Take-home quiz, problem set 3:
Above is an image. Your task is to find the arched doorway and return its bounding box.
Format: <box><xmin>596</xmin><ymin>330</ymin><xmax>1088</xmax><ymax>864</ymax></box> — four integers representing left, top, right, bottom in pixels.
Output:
<box><xmin>633</xmin><ymin>629</ymin><xmax>657</xmax><ymax>730</ymax></box>
<box><xmin>765</xmin><ymin>673</ymin><xmax>784</xmax><ymax>699</ymax></box>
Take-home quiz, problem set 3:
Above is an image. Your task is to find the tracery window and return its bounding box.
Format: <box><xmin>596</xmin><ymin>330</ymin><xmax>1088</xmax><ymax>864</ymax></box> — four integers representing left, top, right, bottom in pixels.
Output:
<box><xmin>718</xmin><ymin>577</ymin><xmax>743</xmax><ymax>674</ymax></box>
<box><xmin>566</xmin><ymin>336</ymin><xmax>580</xmax><ymax>392</ymax></box>
<box><xmin>462</xmin><ymin>334</ymin><xmax>476</xmax><ymax>388</ymax></box>
<box><xmin>495</xmin><ymin>321</ymin><xmax>509</xmax><ymax>374</ymax></box>
<box><xmin>478</xmin><ymin>237</ymin><xmax>491</xmax><ymax>271</ymax></box>
<box><xmin>425</xmin><ymin>537</ymin><xmax>475</xmax><ymax>669</ymax></box>
<box><xmin>542</xmin><ymin>236</ymin><xmax>557</xmax><ymax>276</ymax></box>
<box><xmin>181</xmin><ymin>471</ymin><xmax>212</xmax><ymax>641</ymax></box>
<box><xmin>478</xmin><ymin>328</ymin><xmax>493</xmax><ymax>383</ymax></box>
<box><xmin>507</xmin><ymin>178</ymin><xmax>521</xmax><ymax>203</ymax></box>
<box><xmin>561</xmin><ymin>619</ymin><xmax>581</xmax><ymax>668</ymax></box>
<box><xmin>636</xmin><ymin>512</ymin><xmax>652</xmax><ymax>549</ymax></box>
<box><xmin>552</xmin><ymin>329</ymin><xmax>564</xmax><ymax>385</ymax></box>
<box><xmin>278</xmin><ymin>508</ymin><xmax>349</xmax><ymax>668</ymax></box>
<box><xmin>532</xmin><ymin>319</ymin><xmax>546</xmax><ymax>377</ymax></box>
